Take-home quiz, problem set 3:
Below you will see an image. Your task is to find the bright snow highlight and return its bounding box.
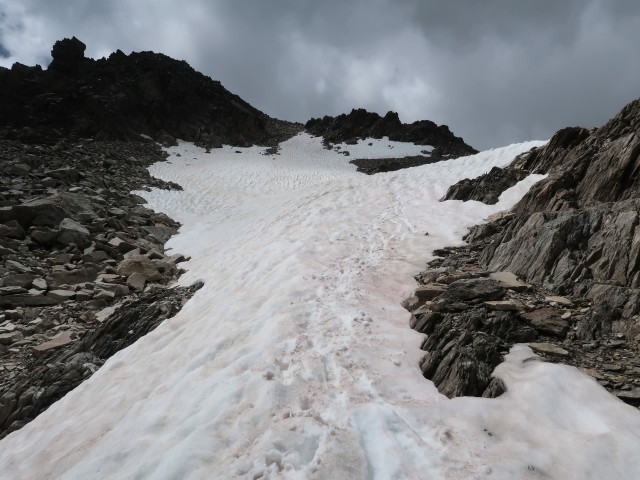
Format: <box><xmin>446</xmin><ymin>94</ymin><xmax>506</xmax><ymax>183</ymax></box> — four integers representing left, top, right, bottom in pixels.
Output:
<box><xmin>1</xmin><ymin>134</ymin><xmax>639</xmax><ymax>479</ymax></box>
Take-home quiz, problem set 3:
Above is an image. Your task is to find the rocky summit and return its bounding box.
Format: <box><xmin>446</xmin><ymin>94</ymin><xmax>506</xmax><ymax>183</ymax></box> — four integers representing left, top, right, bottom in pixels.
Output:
<box><xmin>408</xmin><ymin>97</ymin><xmax>640</xmax><ymax>406</ymax></box>
<box><xmin>0</xmin><ymin>37</ymin><xmax>301</xmax><ymax>148</ymax></box>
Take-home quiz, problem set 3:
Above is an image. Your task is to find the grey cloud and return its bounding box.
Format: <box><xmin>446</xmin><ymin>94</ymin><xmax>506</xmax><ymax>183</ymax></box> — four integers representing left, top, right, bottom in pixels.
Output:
<box><xmin>1</xmin><ymin>0</ymin><xmax>640</xmax><ymax>149</ymax></box>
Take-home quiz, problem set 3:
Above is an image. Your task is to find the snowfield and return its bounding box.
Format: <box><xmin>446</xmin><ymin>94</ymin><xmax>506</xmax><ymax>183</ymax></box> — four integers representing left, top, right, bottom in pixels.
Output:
<box><xmin>2</xmin><ymin>134</ymin><xmax>640</xmax><ymax>479</ymax></box>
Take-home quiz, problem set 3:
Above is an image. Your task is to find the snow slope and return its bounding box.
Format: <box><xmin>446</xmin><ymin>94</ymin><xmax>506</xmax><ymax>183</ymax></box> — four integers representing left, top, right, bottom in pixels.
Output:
<box><xmin>2</xmin><ymin>134</ymin><xmax>639</xmax><ymax>479</ymax></box>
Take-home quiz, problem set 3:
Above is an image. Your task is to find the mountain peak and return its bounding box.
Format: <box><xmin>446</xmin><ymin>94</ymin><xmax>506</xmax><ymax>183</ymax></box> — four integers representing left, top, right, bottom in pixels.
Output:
<box><xmin>49</xmin><ymin>36</ymin><xmax>87</xmax><ymax>71</ymax></box>
<box><xmin>0</xmin><ymin>38</ymin><xmax>300</xmax><ymax>146</ymax></box>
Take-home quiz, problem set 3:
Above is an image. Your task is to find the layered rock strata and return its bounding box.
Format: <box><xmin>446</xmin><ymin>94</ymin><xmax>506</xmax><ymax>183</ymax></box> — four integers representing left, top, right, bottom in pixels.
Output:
<box><xmin>409</xmin><ymin>98</ymin><xmax>640</xmax><ymax>404</ymax></box>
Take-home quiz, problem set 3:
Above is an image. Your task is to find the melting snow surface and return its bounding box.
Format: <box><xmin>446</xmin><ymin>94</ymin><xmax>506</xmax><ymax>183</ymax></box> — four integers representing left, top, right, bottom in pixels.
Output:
<box><xmin>328</xmin><ymin>136</ymin><xmax>433</xmax><ymax>158</ymax></box>
<box><xmin>2</xmin><ymin>134</ymin><xmax>640</xmax><ymax>479</ymax></box>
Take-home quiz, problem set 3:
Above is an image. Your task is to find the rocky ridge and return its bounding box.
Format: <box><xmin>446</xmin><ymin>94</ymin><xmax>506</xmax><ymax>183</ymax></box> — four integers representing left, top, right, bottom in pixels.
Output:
<box><xmin>0</xmin><ymin>37</ymin><xmax>302</xmax><ymax>148</ymax></box>
<box><xmin>305</xmin><ymin>108</ymin><xmax>477</xmax><ymax>174</ymax></box>
<box><xmin>408</xmin><ymin>97</ymin><xmax>640</xmax><ymax>406</ymax></box>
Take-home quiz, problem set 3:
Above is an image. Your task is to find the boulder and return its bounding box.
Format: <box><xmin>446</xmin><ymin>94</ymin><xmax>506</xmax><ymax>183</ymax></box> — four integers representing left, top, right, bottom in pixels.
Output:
<box><xmin>438</xmin><ymin>278</ymin><xmax>505</xmax><ymax>303</ymax></box>
<box><xmin>7</xmin><ymin>163</ymin><xmax>30</xmax><ymax>176</ymax></box>
<box><xmin>32</xmin><ymin>331</ymin><xmax>75</xmax><ymax>356</ymax></box>
<box><xmin>46</xmin><ymin>266</ymin><xmax>99</xmax><ymax>288</ymax></box>
<box><xmin>521</xmin><ymin>308</ymin><xmax>569</xmax><ymax>338</ymax></box>
<box><xmin>95</xmin><ymin>282</ymin><xmax>129</xmax><ymax>297</ymax></box>
<box><xmin>0</xmin><ymin>331</ymin><xmax>23</xmax><ymax>345</ymax></box>
<box><xmin>0</xmin><ymin>221</ymin><xmax>26</xmax><ymax>240</ymax></box>
<box><xmin>29</xmin><ymin>228</ymin><xmax>58</xmax><ymax>246</ymax></box>
<box><xmin>126</xmin><ymin>272</ymin><xmax>146</xmax><ymax>291</ymax></box>
<box><xmin>108</xmin><ymin>237</ymin><xmax>137</xmax><ymax>253</ymax></box>
<box><xmin>414</xmin><ymin>283</ymin><xmax>448</xmax><ymax>302</ymax></box>
<box><xmin>489</xmin><ymin>271</ymin><xmax>531</xmax><ymax>292</ymax></box>
<box><xmin>56</xmin><ymin>218</ymin><xmax>91</xmax><ymax>248</ymax></box>
<box><xmin>42</xmin><ymin>167</ymin><xmax>80</xmax><ymax>184</ymax></box>
<box><xmin>46</xmin><ymin>290</ymin><xmax>76</xmax><ymax>302</ymax></box>
<box><xmin>2</xmin><ymin>274</ymin><xmax>37</xmax><ymax>289</ymax></box>
<box><xmin>116</xmin><ymin>255</ymin><xmax>163</xmax><ymax>282</ymax></box>
<box><xmin>31</xmin><ymin>278</ymin><xmax>47</xmax><ymax>291</ymax></box>
<box><xmin>1</xmin><ymin>192</ymin><xmax>95</xmax><ymax>228</ymax></box>
<box><xmin>4</xmin><ymin>260</ymin><xmax>32</xmax><ymax>273</ymax></box>
<box><xmin>141</xmin><ymin>225</ymin><xmax>176</xmax><ymax>243</ymax></box>
<box><xmin>0</xmin><ymin>286</ymin><xmax>27</xmax><ymax>295</ymax></box>
<box><xmin>545</xmin><ymin>295</ymin><xmax>573</xmax><ymax>306</ymax></box>
<box><xmin>527</xmin><ymin>342</ymin><xmax>569</xmax><ymax>357</ymax></box>
<box><xmin>0</xmin><ymin>294</ymin><xmax>58</xmax><ymax>307</ymax></box>
<box><xmin>484</xmin><ymin>300</ymin><xmax>525</xmax><ymax>311</ymax></box>
<box><xmin>441</xmin><ymin>166</ymin><xmax>529</xmax><ymax>204</ymax></box>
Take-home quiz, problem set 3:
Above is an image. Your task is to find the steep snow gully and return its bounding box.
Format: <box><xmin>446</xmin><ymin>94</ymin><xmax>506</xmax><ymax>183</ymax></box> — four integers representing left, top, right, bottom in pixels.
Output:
<box><xmin>2</xmin><ymin>134</ymin><xmax>640</xmax><ymax>479</ymax></box>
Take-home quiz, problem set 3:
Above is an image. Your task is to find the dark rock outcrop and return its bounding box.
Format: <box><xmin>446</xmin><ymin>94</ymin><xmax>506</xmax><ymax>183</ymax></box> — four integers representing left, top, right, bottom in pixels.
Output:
<box><xmin>475</xmin><ymin>99</ymin><xmax>640</xmax><ymax>336</ymax></box>
<box><xmin>410</xmin><ymin>97</ymin><xmax>640</xmax><ymax>402</ymax></box>
<box><xmin>0</xmin><ymin>39</ymin><xmax>304</xmax><ymax>438</ymax></box>
<box><xmin>407</xmin><ymin>243</ymin><xmax>639</xmax><ymax>403</ymax></box>
<box><xmin>0</xmin><ymin>38</ymin><xmax>301</xmax><ymax>147</ymax></box>
<box><xmin>349</xmin><ymin>155</ymin><xmax>440</xmax><ymax>175</ymax></box>
<box><xmin>49</xmin><ymin>36</ymin><xmax>87</xmax><ymax>72</ymax></box>
<box><xmin>305</xmin><ymin>108</ymin><xmax>477</xmax><ymax>163</ymax></box>
<box><xmin>441</xmin><ymin>165</ymin><xmax>529</xmax><ymax>204</ymax></box>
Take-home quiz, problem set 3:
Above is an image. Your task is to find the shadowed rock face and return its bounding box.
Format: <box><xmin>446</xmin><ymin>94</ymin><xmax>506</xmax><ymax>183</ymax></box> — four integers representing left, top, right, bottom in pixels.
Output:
<box><xmin>0</xmin><ymin>37</ymin><xmax>300</xmax><ymax>147</ymax></box>
<box><xmin>49</xmin><ymin>36</ymin><xmax>87</xmax><ymax>72</ymax></box>
<box><xmin>305</xmin><ymin>108</ymin><xmax>477</xmax><ymax>157</ymax></box>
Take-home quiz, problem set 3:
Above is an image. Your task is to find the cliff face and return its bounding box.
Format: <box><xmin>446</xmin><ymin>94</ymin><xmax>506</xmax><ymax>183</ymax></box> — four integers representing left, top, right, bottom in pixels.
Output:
<box><xmin>471</xmin><ymin>98</ymin><xmax>640</xmax><ymax>341</ymax></box>
<box><xmin>0</xmin><ymin>37</ymin><xmax>299</xmax><ymax>147</ymax></box>
<box><xmin>513</xmin><ymin>100</ymin><xmax>640</xmax><ymax>212</ymax></box>
<box><xmin>478</xmin><ymin>100</ymin><xmax>640</xmax><ymax>284</ymax></box>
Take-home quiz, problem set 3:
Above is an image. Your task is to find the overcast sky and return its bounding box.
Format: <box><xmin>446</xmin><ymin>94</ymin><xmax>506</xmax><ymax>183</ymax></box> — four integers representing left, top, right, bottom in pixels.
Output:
<box><xmin>1</xmin><ymin>0</ymin><xmax>639</xmax><ymax>150</ymax></box>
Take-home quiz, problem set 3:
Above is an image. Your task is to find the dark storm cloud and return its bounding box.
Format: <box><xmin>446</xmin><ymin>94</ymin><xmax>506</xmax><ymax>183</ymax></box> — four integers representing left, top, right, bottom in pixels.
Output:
<box><xmin>1</xmin><ymin>0</ymin><xmax>640</xmax><ymax>149</ymax></box>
